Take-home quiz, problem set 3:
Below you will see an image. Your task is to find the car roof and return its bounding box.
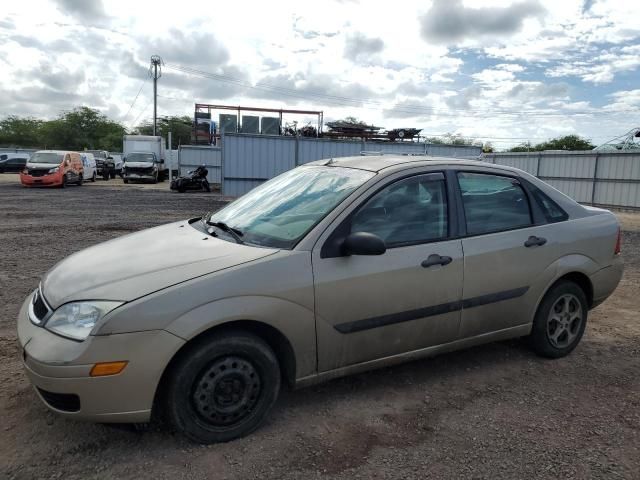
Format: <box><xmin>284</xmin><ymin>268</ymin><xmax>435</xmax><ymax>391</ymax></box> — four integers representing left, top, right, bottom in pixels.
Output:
<box><xmin>305</xmin><ymin>154</ymin><xmax>513</xmax><ymax>174</ymax></box>
<box><xmin>34</xmin><ymin>150</ymin><xmax>74</xmax><ymax>154</ymax></box>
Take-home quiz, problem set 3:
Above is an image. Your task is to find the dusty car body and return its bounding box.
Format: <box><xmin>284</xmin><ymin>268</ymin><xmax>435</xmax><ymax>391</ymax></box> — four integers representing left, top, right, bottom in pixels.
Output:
<box><xmin>17</xmin><ymin>156</ymin><xmax>623</xmax><ymax>443</ymax></box>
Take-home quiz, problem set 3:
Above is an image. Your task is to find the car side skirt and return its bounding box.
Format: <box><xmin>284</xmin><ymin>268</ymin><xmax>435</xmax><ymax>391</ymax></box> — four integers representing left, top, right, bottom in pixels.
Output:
<box><xmin>294</xmin><ymin>323</ymin><xmax>532</xmax><ymax>389</ymax></box>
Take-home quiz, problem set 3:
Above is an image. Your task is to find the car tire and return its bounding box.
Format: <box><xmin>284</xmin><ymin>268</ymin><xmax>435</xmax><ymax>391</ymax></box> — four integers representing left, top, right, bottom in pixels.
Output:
<box><xmin>110</xmin><ymin>172</ymin><xmax>116</xmax><ymax>179</ymax></box>
<box><xmin>123</xmin><ymin>178</ymin><xmax>129</xmax><ymax>184</ymax></box>
<box><xmin>91</xmin><ymin>172</ymin><xmax>96</xmax><ymax>182</ymax></box>
<box><xmin>77</xmin><ymin>175</ymin><xmax>83</xmax><ymax>186</ymax></box>
<box><xmin>103</xmin><ymin>172</ymin><xmax>109</xmax><ymax>181</ymax></box>
<box><xmin>163</xmin><ymin>331</ymin><xmax>281</xmax><ymax>444</ymax></box>
<box><xmin>529</xmin><ymin>280</ymin><xmax>589</xmax><ymax>358</ymax></box>
<box><xmin>60</xmin><ymin>174</ymin><xmax>67</xmax><ymax>188</ymax></box>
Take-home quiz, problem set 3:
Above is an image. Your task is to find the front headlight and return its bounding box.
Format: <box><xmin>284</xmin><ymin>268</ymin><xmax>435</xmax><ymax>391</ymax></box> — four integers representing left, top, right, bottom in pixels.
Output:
<box><xmin>48</xmin><ymin>166</ymin><xmax>60</xmax><ymax>174</ymax></box>
<box><xmin>45</xmin><ymin>301</ymin><xmax>123</xmax><ymax>341</ymax></box>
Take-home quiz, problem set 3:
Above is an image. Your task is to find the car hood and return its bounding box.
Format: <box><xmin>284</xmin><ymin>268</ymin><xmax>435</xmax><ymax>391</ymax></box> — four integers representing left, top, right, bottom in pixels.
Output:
<box><xmin>124</xmin><ymin>161</ymin><xmax>156</xmax><ymax>168</ymax></box>
<box><xmin>26</xmin><ymin>162</ymin><xmax>59</xmax><ymax>169</ymax></box>
<box><xmin>41</xmin><ymin>220</ymin><xmax>278</xmax><ymax>308</ymax></box>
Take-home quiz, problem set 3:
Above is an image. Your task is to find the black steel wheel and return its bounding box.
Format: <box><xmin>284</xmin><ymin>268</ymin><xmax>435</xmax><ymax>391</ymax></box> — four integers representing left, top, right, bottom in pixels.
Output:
<box><xmin>163</xmin><ymin>331</ymin><xmax>280</xmax><ymax>443</ymax></box>
<box><xmin>192</xmin><ymin>356</ymin><xmax>262</xmax><ymax>427</ymax></box>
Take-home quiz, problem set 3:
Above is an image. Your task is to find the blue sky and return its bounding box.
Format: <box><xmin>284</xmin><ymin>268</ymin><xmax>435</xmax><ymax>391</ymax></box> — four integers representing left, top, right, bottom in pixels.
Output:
<box><xmin>0</xmin><ymin>0</ymin><xmax>639</xmax><ymax>149</ymax></box>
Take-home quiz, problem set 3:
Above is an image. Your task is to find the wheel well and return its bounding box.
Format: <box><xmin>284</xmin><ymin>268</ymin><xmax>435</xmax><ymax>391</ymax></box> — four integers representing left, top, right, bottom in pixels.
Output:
<box><xmin>555</xmin><ymin>272</ymin><xmax>594</xmax><ymax>308</ymax></box>
<box><xmin>156</xmin><ymin>320</ymin><xmax>297</xmax><ymax>409</ymax></box>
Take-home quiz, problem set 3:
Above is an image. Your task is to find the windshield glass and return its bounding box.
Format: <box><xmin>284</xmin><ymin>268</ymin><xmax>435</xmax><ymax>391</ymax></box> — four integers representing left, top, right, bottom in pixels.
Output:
<box><xmin>29</xmin><ymin>152</ymin><xmax>64</xmax><ymax>164</ymax></box>
<box><xmin>86</xmin><ymin>150</ymin><xmax>106</xmax><ymax>159</ymax></box>
<box><xmin>127</xmin><ymin>153</ymin><xmax>155</xmax><ymax>163</ymax></box>
<box><xmin>209</xmin><ymin>166</ymin><xmax>374</xmax><ymax>249</ymax></box>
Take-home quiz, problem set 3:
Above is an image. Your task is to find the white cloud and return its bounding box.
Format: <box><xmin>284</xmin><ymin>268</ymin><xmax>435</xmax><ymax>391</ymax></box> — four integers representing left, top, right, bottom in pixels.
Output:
<box><xmin>0</xmin><ymin>0</ymin><xmax>638</xmax><ymax>149</ymax></box>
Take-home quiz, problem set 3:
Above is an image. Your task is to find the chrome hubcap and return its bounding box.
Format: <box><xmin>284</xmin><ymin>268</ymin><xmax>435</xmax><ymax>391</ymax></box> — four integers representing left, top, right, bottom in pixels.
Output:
<box><xmin>192</xmin><ymin>356</ymin><xmax>261</xmax><ymax>427</ymax></box>
<box><xmin>547</xmin><ymin>294</ymin><xmax>583</xmax><ymax>348</ymax></box>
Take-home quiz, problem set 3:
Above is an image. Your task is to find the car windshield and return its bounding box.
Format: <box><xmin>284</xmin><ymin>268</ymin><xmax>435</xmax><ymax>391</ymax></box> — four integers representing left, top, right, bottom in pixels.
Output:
<box><xmin>29</xmin><ymin>152</ymin><xmax>64</xmax><ymax>164</ymax></box>
<box><xmin>86</xmin><ymin>150</ymin><xmax>106</xmax><ymax>159</ymax></box>
<box><xmin>208</xmin><ymin>166</ymin><xmax>374</xmax><ymax>249</ymax></box>
<box><xmin>127</xmin><ymin>153</ymin><xmax>155</xmax><ymax>162</ymax></box>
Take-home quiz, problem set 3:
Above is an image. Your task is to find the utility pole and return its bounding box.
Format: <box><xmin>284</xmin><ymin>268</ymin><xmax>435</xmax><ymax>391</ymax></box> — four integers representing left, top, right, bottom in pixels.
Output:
<box><xmin>150</xmin><ymin>55</ymin><xmax>163</xmax><ymax>136</ymax></box>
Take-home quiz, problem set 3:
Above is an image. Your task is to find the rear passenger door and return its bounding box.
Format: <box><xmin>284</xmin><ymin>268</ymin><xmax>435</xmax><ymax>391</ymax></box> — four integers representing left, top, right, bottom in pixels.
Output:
<box><xmin>456</xmin><ymin>170</ymin><xmax>561</xmax><ymax>338</ymax></box>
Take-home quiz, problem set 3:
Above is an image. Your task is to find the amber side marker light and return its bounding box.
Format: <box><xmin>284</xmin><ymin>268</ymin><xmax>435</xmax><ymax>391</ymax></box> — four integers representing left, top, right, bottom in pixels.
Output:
<box><xmin>90</xmin><ymin>361</ymin><xmax>128</xmax><ymax>377</ymax></box>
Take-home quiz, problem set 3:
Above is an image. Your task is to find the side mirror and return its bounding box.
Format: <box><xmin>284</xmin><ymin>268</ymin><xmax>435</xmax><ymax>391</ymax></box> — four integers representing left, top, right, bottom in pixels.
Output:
<box><xmin>342</xmin><ymin>232</ymin><xmax>386</xmax><ymax>256</ymax></box>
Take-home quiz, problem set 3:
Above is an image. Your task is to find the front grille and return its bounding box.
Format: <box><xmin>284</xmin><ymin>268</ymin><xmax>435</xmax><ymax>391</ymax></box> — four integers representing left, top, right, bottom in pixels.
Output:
<box><xmin>32</xmin><ymin>292</ymin><xmax>48</xmax><ymax>320</ymax></box>
<box><xmin>28</xmin><ymin>169</ymin><xmax>49</xmax><ymax>177</ymax></box>
<box><xmin>37</xmin><ymin>388</ymin><xmax>81</xmax><ymax>412</ymax></box>
<box><xmin>127</xmin><ymin>167</ymin><xmax>154</xmax><ymax>175</ymax></box>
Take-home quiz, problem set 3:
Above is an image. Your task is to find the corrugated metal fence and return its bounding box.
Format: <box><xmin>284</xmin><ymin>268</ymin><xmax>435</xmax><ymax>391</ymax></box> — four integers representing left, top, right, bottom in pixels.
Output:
<box><xmin>177</xmin><ymin>145</ymin><xmax>222</xmax><ymax>184</ymax></box>
<box><xmin>483</xmin><ymin>151</ymin><xmax>640</xmax><ymax>209</ymax></box>
<box><xmin>221</xmin><ymin>133</ymin><xmax>482</xmax><ymax>196</ymax></box>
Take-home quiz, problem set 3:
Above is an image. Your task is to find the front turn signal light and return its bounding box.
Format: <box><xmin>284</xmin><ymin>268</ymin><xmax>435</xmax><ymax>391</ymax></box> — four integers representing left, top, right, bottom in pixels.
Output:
<box><xmin>90</xmin><ymin>361</ymin><xmax>128</xmax><ymax>377</ymax></box>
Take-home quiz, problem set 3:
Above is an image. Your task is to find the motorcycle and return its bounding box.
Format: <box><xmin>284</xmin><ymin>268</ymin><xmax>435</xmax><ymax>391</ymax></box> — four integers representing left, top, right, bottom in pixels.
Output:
<box><xmin>170</xmin><ymin>166</ymin><xmax>211</xmax><ymax>193</ymax></box>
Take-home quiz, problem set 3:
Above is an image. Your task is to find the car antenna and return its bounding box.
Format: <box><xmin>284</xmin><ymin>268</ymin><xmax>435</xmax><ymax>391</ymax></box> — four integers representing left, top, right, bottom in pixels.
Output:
<box><xmin>324</xmin><ymin>158</ymin><xmax>335</xmax><ymax>165</ymax></box>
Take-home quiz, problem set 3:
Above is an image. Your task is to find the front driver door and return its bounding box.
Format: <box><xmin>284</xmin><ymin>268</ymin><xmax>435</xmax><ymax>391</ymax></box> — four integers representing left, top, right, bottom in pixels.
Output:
<box><xmin>312</xmin><ymin>171</ymin><xmax>464</xmax><ymax>372</ymax></box>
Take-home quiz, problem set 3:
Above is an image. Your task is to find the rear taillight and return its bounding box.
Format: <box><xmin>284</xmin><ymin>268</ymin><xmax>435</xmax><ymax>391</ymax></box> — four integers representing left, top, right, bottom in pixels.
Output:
<box><xmin>614</xmin><ymin>227</ymin><xmax>622</xmax><ymax>255</ymax></box>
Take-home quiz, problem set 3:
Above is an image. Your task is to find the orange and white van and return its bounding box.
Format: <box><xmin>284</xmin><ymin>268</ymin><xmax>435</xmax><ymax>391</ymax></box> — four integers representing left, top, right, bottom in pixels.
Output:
<box><xmin>20</xmin><ymin>150</ymin><xmax>84</xmax><ymax>188</ymax></box>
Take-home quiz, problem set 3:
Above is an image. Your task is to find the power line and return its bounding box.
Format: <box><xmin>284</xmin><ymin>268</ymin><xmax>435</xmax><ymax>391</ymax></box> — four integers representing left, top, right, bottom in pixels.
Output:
<box><xmin>123</xmin><ymin>77</ymin><xmax>148</xmax><ymax>121</ymax></box>
<box><xmin>131</xmin><ymin>99</ymin><xmax>153</xmax><ymax>127</ymax></box>
<box><xmin>164</xmin><ymin>63</ymin><xmax>640</xmax><ymax>119</ymax></box>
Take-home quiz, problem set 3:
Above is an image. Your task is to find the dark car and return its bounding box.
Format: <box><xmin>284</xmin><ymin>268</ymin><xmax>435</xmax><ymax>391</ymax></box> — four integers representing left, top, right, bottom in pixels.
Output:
<box><xmin>0</xmin><ymin>155</ymin><xmax>28</xmax><ymax>173</ymax></box>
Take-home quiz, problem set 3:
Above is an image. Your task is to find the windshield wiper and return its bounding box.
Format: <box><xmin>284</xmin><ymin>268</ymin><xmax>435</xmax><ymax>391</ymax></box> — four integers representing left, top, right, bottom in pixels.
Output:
<box><xmin>205</xmin><ymin>220</ymin><xmax>244</xmax><ymax>244</ymax></box>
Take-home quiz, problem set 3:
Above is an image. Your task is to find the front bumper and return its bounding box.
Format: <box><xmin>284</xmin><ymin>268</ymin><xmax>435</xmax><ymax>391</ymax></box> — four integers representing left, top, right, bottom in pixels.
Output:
<box><xmin>17</xmin><ymin>294</ymin><xmax>185</xmax><ymax>423</ymax></box>
<box><xmin>124</xmin><ymin>173</ymin><xmax>156</xmax><ymax>180</ymax></box>
<box><xmin>20</xmin><ymin>171</ymin><xmax>63</xmax><ymax>187</ymax></box>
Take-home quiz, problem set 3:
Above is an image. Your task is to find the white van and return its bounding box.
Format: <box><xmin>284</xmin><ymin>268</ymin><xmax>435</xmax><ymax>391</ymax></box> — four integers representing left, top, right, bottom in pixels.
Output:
<box><xmin>80</xmin><ymin>153</ymin><xmax>97</xmax><ymax>182</ymax></box>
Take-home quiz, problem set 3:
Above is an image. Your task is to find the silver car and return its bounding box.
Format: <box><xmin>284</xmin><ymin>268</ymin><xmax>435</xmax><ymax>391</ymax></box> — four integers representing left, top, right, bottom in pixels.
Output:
<box><xmin>17</xmin><ymin>156</ymin><xmax>623</xmax><ymax>443</ymax></box>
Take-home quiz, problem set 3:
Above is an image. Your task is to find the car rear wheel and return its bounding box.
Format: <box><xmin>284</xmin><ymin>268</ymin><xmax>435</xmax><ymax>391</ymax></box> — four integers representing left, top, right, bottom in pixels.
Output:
<box><xmin>163</xmin><ymin>331</ymin><xmax>281</xmax><ymax>444</ymax></box>
<box><xmin>529</xmin><ymin>280</ymin><xmax>588</xmax><ymax>358</ymax></box>
<box><xmin>60</xmin><ymin>174</ymin><xmax>67</xmax><ymax>188</ymax></box>
<box><xmin>77</xmin><ymin>174</ymin><xmax>83</xmax><ymax>186</ymax></box>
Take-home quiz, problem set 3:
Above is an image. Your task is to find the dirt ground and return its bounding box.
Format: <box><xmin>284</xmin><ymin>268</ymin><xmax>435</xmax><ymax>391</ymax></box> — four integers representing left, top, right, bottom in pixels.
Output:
<box><xmin>1</xmin><ymin>177</ymin><xmax>639</xmax><ymax>480</ymax></box>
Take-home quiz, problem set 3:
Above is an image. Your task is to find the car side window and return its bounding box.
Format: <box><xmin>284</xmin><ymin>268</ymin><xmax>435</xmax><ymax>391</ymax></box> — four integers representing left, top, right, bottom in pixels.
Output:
<box><xmin>457</xmin><ymin>172</ymin><xmax>532</xmax><ymax>235</ymax></box>
<box><xmin>527</xmin><ymin>183</ymin><xmax>568</xmax><ymax>223</ymax></box>
<box><xmin>350</xmin><ymin>173</ymin><xmax>448</xmax><ymax>248</ymax></box>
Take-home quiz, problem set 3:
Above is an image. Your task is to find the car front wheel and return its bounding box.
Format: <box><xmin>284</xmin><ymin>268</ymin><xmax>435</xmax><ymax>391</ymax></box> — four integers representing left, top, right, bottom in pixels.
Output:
<box><xmin>163</xmin><ymin>331</ymin><xmax>281</xmax><ymax>444</ymax></box>
<box><xmin>529</xmin><ymin>280</ymin><xmax>588</xmax><ymax>358</ymax></box>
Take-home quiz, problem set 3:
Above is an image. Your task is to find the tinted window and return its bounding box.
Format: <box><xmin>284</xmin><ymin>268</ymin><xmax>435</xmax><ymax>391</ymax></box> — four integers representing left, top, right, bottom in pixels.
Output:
<box><xmin>351</xmin><ymin>173</ymin><xmax>448</xmax><ymax>247</ymax></box>
<box><xmin>528</xmin><ymin>184</ymin><xmax>568</xmax><ymax>223</ymax></box>
<box><xmin>458</xmin><ymin>172</ymin><xmax>532</xmax><ymax>235</ymax></box>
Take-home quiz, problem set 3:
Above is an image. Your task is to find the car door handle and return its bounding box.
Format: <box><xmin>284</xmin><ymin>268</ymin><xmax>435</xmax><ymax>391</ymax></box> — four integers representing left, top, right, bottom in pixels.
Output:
<box><xmin>421</xmin><ymin>254</ymin><xmax>453</xmax><ymax>268</ymax></box>
<box><xmin>524</xmin><ymin>236</ymin><xmax>547</xmax><ymax>247</ymax></box>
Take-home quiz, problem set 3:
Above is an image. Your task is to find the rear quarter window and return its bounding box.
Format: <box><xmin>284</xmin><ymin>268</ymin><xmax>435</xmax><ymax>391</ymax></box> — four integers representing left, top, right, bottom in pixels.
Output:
<box><xmin>528</xmin><ymin>183</ymin><xmax>569</xmax><ymax>223</ymax></box>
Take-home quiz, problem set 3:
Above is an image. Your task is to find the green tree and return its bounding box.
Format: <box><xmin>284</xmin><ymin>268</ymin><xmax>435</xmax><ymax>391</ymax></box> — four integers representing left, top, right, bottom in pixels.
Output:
<box><xmin>425</xmin><ymin>133</ymin><xmax>479</xmax><ymax>146</ymax></box>
<box><xmin>537</xmin><ymin>135</ymin><xmax>594</xmax><ymax>151</ymax></box>
<box><xmin>508</xmin><ymin>135</ymin><xmax>594</xmax><ymax>152</ymax></box>
<box><xmin>482</xmin><ymin>142</ymin><xmax>494</xmax><ymax>153</ymax></box>
<box><xmin>0</xmin><ymin>116</ymin><xmax>44</xmax><ymax>147</ymax></box>
<box><xmin>58</xmin><ymin>107</ymin><xmax>126</xmax><ymax>151</ymax></box>
<box><xmin>134</xmin><ymin>116</ymin><xmax>192</xmax><ymax>149</ymax></box>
